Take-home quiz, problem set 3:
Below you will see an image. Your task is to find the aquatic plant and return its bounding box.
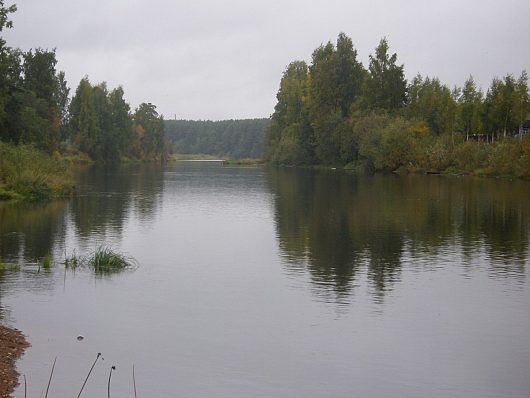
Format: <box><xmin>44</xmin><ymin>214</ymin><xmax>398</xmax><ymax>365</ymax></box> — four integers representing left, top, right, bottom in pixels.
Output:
<box><xmin>45</xmin><ymin>357</ymin><xmax>57</xmax><ymax>398</ymax></box>
<box><xmin>63</xmin><ymin>250</ymin><xmax>82</xmax><ymax>269</ymax></box>
<box><xmin>40</xmin><ymin>255</ymin><xmax>52</xmax><ymax>269</ymax></box>
<box><xmin>77</xmin><ymin>353</ymin><xmax>102</xmax><ymax>398</ymax></box>
<box><xmin>107</xmin><ymin>365</ymin><xmax>116</xmax><ymax>398</ymax></box>
<box><xmin>87</xmin><ymin>246</ymin><xmax>135</xmax><ymax>274</ymax></box>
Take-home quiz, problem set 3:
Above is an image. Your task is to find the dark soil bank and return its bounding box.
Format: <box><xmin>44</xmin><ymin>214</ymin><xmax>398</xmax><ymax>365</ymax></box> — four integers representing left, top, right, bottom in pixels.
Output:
<box><xmin>0</xmin><ymin>325</ymin><xmax>29</xmax><ymax>398</ymax></box>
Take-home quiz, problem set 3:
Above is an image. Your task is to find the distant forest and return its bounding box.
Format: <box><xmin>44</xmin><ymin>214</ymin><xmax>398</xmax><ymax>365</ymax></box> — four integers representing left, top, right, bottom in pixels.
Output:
<box><xmin>165</xmin><ymin>119</ymin><xmax>269</xmax><ymax>159</ymax></box>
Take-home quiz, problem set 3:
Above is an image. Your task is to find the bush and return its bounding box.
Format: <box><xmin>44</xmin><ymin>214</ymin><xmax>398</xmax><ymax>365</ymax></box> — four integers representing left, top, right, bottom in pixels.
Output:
<box><xmin>357</xmin><ymin>116</ymin><xmax>427</xmax><ymax>172</ymax></box>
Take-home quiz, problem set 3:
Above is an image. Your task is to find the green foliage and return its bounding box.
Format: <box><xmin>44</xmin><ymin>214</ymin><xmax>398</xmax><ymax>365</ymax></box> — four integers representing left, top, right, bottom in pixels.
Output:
<box><xmin>63</xmin><ymin>250</ymin><xmax>81</xmax><ymax>269</ymax></box>
<box><xmin>0</xmin><ymin>142</ymin><xmax>73</xmax><ymax>200</ymax></box>
<box><xmin>406</xmin><ymin>75</ymin><xmax>457</xmax><ymax>135</ymax></box>
<box><xmin>458</xmin><ymin>76</ymin><xmax>483</xmax><ymax>136</ymax></box>
<box><xmin>0</xmin><ymin>1</ymin><xmax>16</xmax><ymax>34</ymax></box>
<box><xmin>131</xmin><ymin>102</ymin><xmax>167</xmax><ymax>160</ymax></box>
<box><xmin>1</xmin><ymin>46</ymin><xmax>64</xmax><ymax>151</ymax></box>
<box><xmin>481</xmin><ymin>72</ymin><xmax>528</xmax><ymax>138</ymax></box>
<box><xmin>309</xmin><ymin>35</ymin><xmax>366</xmax><ymax>164</ymax></box>
<box><xmin>68</xmin><ymin>77</ymin><xmax>97</xmax><ymax>153</ymax></box>
<box><xmin>266</xmin><ymin>33</ymin><xmax>530</xmax><ymax>178</ymax></box>
<box><xmin>364</xmin><ymin>37</ymin><xmax>407</xmax><ymax>111</ymax></box>
<box><xmin>87</xmin><ymin>246</ymin><xmax>135</xmax><ymax>274</ymax></box>
<box><xmin>265</xmin><ymin>34</ymin><xmax>367</xmax><ymax>166</ymax></box>
<box><xmin>266</xmin><ymin>60</ymin><xmax>312</xmax><ymax>164</ymax></box>
<box><xmin>68</xmin><ymin>78</ymin><xmax>164</xmax><ymax>161</ymax></box>
<box><xmin>356</xmin><ymin>116</ymin><xmax>427</xmax><ymax>172</ymax></box>
<box><xmin>1</xmin><ymin>5</ymin><xmax>165</xmax><ymax>164</ymax></box>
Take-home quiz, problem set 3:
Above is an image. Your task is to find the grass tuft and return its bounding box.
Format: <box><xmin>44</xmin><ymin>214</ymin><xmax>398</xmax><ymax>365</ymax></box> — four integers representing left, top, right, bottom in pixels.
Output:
<box><xmin>63</xmin><ymin>250</ymin><xmax>82</xmax><ymax>269</ymax></box>
<box><xmin>87</xmin><ymin>246</ymin><xmax>135</xmax><ymax>274</ymax></box>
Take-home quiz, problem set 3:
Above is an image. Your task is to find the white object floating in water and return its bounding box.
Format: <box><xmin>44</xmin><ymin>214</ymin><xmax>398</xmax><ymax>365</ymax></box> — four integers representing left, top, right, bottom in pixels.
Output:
<box><xmin>77</xmin><ymin>335</ymin><xmax>84</xmax><ymax>341</ymax></box>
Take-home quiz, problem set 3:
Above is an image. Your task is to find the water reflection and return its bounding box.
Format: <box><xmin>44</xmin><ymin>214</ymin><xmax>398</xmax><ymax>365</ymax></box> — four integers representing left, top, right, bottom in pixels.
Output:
<box><xmin>0</xmin><ymin>164</ymin><xmax>165</xmax><ymax>320</ymax></box>
<box><xmin>268</xmin><ymin>168</ymin><xmax>530</xmax><ymax>301</ymax></box>
<box><xmin>0</xmin><ymin>164</ymin><xmax>164</xmax><ymax>262</ymax></box>
<box><xmin>70</xmin><ymin>163</ymin><xmax>165</xmax><ymax>240</ymax></box>
<box><xmin>0</xmin><ymin>201</ymin><xmax>68</xmax><ymax>262</ymax></box>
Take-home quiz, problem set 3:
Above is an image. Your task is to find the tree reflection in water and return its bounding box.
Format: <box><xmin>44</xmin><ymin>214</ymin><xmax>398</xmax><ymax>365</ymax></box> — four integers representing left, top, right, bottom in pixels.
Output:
<box><xmin>267</xmin><ymin>168</ymin><xmax>529</xmax><ymax>302</ymax></box>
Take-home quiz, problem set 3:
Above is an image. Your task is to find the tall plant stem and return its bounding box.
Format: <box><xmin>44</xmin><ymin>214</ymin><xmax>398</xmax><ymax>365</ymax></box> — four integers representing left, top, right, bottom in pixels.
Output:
<box><xmin>77</xmin><ymin>352</ymin><xmax>101</xmax><ymax>398</ymax></box>
<box><xmin>44</xmin><ymin>357</ymin><xmax>57</xmax><ymax>398</ymax></box>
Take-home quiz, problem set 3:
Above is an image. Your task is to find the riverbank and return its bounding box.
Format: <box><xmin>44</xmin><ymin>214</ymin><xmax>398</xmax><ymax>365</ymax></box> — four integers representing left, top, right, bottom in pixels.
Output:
<box><xmin>270</xmin><ymin>135</ymin><xmax>530</xmax><ymax>180</ymax></box>
<box><xmin>0</xmin><ymin>143</ymin><xmax>74</xmax><ymax>202</ymax></box>
<box><xmin>0</xmin><ymin>325</ymin><xmax>29</xmax><ymax>398</ymax></box>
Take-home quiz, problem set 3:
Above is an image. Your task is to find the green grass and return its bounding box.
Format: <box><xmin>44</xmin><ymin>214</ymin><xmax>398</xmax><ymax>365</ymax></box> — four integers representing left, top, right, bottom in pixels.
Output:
<box><xmin>0</xmin><ymin>142</ymin><xmax>75</xmax><ymax>201</ymax></box>
<box><xmin>86</xmin><ymin>246</ymin><xmax>135</xmax><ymax>274</ymax></box>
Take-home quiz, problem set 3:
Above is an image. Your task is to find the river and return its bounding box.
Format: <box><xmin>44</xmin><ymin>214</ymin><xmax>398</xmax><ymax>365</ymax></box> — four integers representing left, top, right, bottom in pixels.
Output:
<box><xmin>0</xmin><ymin>162</ymin><xmax>529</xmax><ymax>397</ymax></box>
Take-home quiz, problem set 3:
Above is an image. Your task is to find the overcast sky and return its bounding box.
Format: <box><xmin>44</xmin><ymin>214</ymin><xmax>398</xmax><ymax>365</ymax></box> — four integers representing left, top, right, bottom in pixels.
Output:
<box><xmin>4</xmin><ymin>0</ymin><xmax>529</xmax><ymax>120</ymax></box>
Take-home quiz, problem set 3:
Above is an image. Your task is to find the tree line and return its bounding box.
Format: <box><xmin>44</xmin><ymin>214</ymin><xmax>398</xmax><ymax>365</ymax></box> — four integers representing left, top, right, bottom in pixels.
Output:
<box><xmin>0</xmin><ymin>2</ymin><xmax>167</xmax><ymax>162</ymax></box>
<box><xmin>265</xmin><ymin>33</ymin><xmax>530</xmax><ymax>176</ymax></box>
<box><xmin>165</xmin><ymin>119</ymin><xmax>268</xmax><ymax>159</ymax></box>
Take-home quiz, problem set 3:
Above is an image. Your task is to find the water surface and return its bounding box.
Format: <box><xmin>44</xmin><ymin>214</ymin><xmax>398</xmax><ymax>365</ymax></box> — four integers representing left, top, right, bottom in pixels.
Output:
<box><xmin>0</xmin><ymin>162</ymin><xmax>529</xmax><ymax>398</ymax></box>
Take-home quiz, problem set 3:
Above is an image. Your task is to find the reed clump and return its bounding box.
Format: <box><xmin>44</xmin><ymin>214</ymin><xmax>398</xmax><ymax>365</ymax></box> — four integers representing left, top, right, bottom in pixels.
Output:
<box><xmin>86</xmin><ymin>246</ymin><xmax>135</xmax><ymax>274</ymax></box>
<box><xmin>63</xmin><ymin>250</ymin><xmax>82</xmax><ymax>269</ymax></box>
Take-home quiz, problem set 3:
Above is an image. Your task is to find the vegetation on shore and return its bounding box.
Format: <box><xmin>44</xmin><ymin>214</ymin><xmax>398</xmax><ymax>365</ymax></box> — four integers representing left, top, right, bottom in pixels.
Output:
<box><xmin>0</xmin><ymin>2</ymin><xmax>171</xmax><ymax>200</ymax></box>
<box><xmin>265</xmin><ymin>33</ymin><xmax>530</xmax><ymax>178</ymax></box>
<box><xmin>0</xmin><ymin>2</ymin><xmax>168</xmax><ymax>188</ymax></box>
<box><xmin>0</xmin><ymin>142</ymin><xmax>74</xmax><ymax>200</ymax></box>
<box><xmin>222</xmin><ymin>158</ymin><xmax>264</xmax><ymax>166</ymax></box>
<box><xmin>169</xmin><ymin>153</ymin><xmax>225</xmax><ymax>161</ymax></box>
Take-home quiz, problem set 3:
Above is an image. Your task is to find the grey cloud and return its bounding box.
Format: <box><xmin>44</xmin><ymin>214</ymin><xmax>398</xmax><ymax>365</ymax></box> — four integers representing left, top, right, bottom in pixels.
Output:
<box><xmin>4</xmin><ymin>0</ymin><xmax>529</xmax><ymax>120</ymax></box>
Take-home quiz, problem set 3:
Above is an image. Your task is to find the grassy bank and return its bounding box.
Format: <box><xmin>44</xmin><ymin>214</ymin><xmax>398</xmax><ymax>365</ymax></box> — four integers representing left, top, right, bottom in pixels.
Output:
<box><xmin>222</xmin><ymin>158</ymin><xmax>264</xmax><ymax>166</ymax></box>
<box><xmin>0</xmin><ymin>143</ymin><xmax>74</xmax><ymax>201</ymax></box>
<box><xmin>169</xmin><ymin>153</ymin><xmax>226</xmax><ymax>161</ymax></box>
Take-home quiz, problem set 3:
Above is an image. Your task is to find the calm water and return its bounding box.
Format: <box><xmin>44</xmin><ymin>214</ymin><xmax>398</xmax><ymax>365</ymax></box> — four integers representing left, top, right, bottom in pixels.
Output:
<box><xmin>1</xmin><ymin>162</ymin><xmax>529</xmax><ymax>398</ymax></box>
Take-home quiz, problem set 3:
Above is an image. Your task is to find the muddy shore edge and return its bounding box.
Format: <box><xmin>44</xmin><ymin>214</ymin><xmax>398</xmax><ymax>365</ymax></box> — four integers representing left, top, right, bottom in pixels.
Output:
<box><xmin>0</xmin><ymin>325</ymin><xmax>29</xmax><ymax>398</ymax></box>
